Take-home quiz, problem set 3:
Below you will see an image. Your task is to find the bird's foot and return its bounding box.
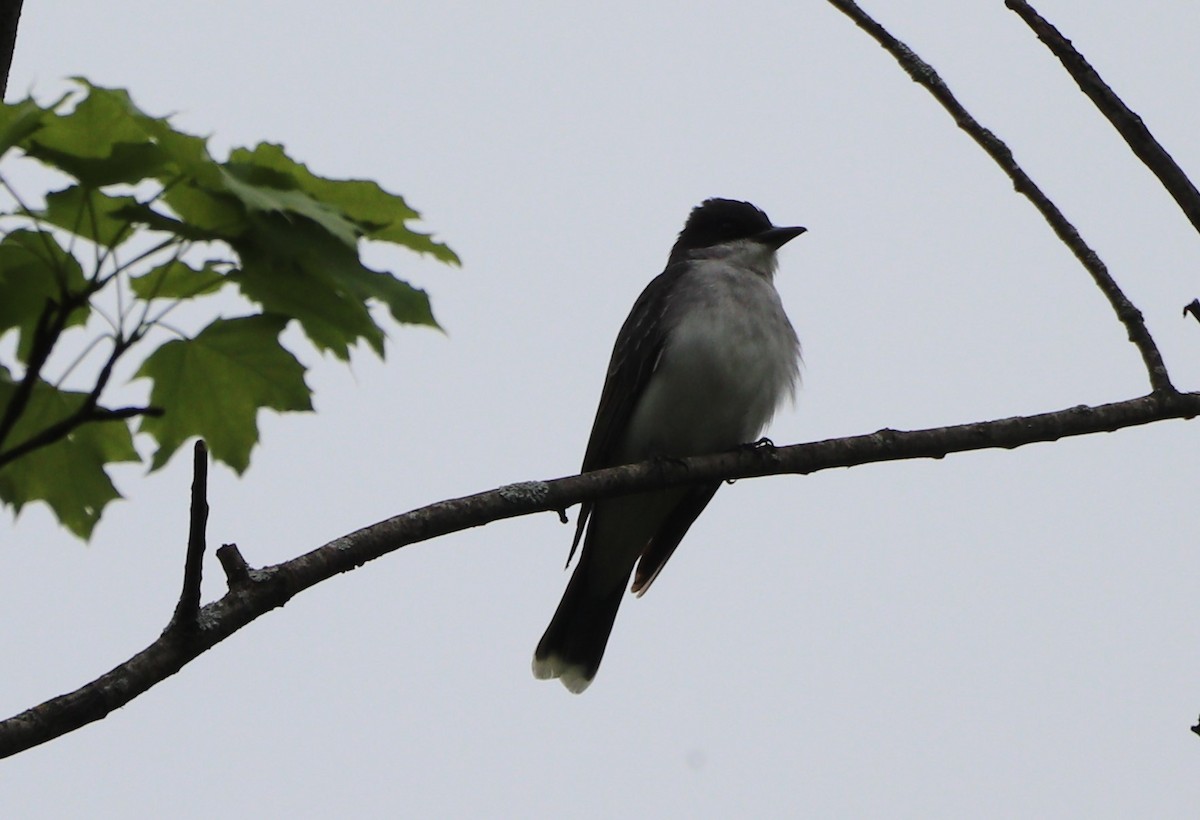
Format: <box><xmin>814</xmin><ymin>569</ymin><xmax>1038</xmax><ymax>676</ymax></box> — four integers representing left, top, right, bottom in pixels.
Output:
<box><xmin>724</xmin><ymin>438</ymin><xmax>776</xmax><ymax>484</ymax></box>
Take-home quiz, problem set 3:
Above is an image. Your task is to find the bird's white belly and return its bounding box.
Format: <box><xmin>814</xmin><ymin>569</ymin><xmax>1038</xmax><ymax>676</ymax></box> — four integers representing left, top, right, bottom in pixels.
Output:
<box><xmin>621</xmin><ymin>273</ymin><xmax>799</xmax><ymax>460</ymax></box>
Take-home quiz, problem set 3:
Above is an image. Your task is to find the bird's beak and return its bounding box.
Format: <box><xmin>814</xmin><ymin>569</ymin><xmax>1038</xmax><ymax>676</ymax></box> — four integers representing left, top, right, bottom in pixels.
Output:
<box><xmin>755</xmin><ymin>225</ymin><xmax>807</xmax><ymax>249</ymax></box>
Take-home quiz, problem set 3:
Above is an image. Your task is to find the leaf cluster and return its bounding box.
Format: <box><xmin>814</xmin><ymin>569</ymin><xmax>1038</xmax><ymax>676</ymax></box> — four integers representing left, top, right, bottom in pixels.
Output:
<box><xmin>0</xmin><ymin>80</ymin><xmax>457</xmax><ymax>537</ymax></box>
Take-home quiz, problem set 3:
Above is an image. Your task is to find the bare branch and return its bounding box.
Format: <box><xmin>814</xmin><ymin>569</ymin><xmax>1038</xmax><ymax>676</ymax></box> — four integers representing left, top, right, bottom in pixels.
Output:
<box><xmin>825</xmin><ymin>0</ymin><xmax>1174</xmax><ymax>394</ymax></box>
<box><xmin>0</xmin><ymin>301</ymin><xmax>68</xmax><ymax>454</ymax></box>
<box><xmin>0</xmin><ymin>406</ymin><xmax>161</xmax><ymax>467</ymax></box>
<box><xmin>1006</xmin><ymin>0</ymin><xmax>1200</xmax><ymax>235</ymax></box>
<box><xmin>169</xmin><ymin>441</ymin><xmax>209</xmax><ymax>633</ymax></box>
<box><xmin>216</xmin><ymin>544</ymin><xmax>251</xmax><ymax>588</ymax></box>
<box><xmin>1</xmin><ymin>389</ymin><xmax>1197</xmax><ymax>759</ymax></box>
<box><xmin>0</xmin><ymin>0</ymin><xmax>23</xmax><ymax>101</ymax></box>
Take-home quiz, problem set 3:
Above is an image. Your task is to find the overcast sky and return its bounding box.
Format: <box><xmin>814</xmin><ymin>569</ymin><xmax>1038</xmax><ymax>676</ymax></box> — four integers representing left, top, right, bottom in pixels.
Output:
<box><xmin>3</xmin><ymin>1</ymin><xmax>1200</xmax><ymax>817</ymax></box>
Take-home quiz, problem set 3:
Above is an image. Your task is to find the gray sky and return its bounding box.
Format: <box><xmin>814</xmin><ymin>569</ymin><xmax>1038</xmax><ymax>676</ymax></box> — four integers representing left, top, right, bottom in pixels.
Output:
<box><xmin>3</xmin><ymin>1</ymin><xmax>1200</xmax><ymax>816</ymax></box>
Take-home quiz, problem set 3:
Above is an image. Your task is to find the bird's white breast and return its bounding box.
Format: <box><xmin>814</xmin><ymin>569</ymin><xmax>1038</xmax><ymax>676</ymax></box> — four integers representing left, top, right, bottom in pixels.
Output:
<box><xmin>621</xmin><ymin>260</ymin><xmax>800</xmax><ymax>461</ymax></box>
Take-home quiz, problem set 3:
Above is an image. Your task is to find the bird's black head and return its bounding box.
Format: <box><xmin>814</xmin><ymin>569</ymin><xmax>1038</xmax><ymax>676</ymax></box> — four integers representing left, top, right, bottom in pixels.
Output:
<box><xmin>668</xmin><ymin>198</ymin><xmax>805</xmax><ymax>265</ymax></box>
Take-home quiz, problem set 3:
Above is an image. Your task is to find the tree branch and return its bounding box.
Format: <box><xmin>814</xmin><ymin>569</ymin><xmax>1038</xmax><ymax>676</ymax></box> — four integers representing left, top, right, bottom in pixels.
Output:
<box><xmin>825</xmin><ymin>0</ymin><xmax>1174</xmax><ymax>394</ymax></box>
<box><xmin>1</xmin><ymin>389</ymin><xmax>1198</xmax><ymax>759</ymax></box>
<box><xmin>0</xmin><ymin>334</ymin><xmax>153</xmax><ymax>468</ymax></box>
<box><xmin>0</xmin><ymin>0</ymin><xmax>23</xmax><ymax>101</ymax></box>
<box><xmin>0</xmin><ymin>406</ymin><xmax>162</xmax><ymax>468</ymax></box>
<box><xmin>216</xmin><ymin>543</ymin><xmax>251</xmax><ymax>588</ymax></box>
<box><xmin>0</xmin><ymin>301</ymin><xmax>66</xmax><ymax>454</ymax></box>
<box><xmin>1005</xmin><ymin>0</ymin><xmax>1200</xmax><ymax>236</ymax></box>
<box><xmin>169</xmin><ymin>441</ymin><xmax>209</xmax><ymax>633</ymax></box>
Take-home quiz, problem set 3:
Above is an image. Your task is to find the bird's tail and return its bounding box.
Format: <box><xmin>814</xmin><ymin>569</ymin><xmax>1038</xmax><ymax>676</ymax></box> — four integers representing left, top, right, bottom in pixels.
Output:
<box><xmin>532</xmin><ymin>559</ymin><xmax>626</xmax><ymax>694</ymax></box>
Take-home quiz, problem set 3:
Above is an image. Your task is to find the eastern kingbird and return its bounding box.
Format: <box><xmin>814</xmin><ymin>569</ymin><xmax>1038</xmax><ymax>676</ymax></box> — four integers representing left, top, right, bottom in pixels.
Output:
<box><xmin>533</xmin><ymin>198</ymin><xmax>805</xmax><ymax>693</ymax></box>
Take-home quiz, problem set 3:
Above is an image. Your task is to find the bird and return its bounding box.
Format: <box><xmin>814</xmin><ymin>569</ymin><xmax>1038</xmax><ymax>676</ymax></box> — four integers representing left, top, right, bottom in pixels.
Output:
<box><xmin>533</xmin><ymin>197</ymin><xmax>805</xmax><ymax>693</ymax></box>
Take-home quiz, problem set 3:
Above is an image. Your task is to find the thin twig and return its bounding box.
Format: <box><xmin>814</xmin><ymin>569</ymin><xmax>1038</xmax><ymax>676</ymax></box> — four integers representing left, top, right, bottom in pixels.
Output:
<box><xmin>52</xmin><ymin>332</ymin><xmax>112</xmax><ymax>388</ymax></box>
<box><xmin>0</xmin><ymin>175</ymin><xmax>62</xmax><ymax>275</ymax></box>
<box><xmin>0</xmin><ymin>332</ymin><xmax>143</xmax><ymax>466</ymax></box>
<box><xmin>132</xmin><ymin>239</ymin><xmax>196</xmax><ymax>334</ymax></box>
<box><xmin>86</xmin><ymin>186</ymin><xmax>103</xmax><ymax>281</ymax></box>
<box><xmin>216</xmin><ymin>544</ymin><xmax>251</xmax><ymax>588</ymax></box>
<box><xmin>94</xmin><ymin>235</ymin><xmax>181</xmax><ymax>290</ymax></box>
<box><xmin>0</xmin><ymin>301</ymin><xmax>65</xmax><ymax>453</ymax></box>
<box><xmin>170</xmin><ymin>441</ymin><xmax>209</xmax><ymax>633</ymax></box>
<box><xmin>0</xmin><ymin>405</ymin><xmax>161</xmax><ymax>467</ymax></box>
<box><xmin>1006</xmin><ymin>0</ymin><xmax>1200</xmax><ymax>235</ymax></box>
<box><xmin>825</xmin><ymin>0</ymin><xmax>1174</xmax><ymax>395</ymax></box>
<box><xmin>93</xmin><ymin>212</ymin><xmax>139</xmax><ymax>285</ymax></box>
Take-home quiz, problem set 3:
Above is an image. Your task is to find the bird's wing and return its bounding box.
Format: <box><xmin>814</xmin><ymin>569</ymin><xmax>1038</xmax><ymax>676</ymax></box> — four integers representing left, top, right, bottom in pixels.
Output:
<box><xmin>630</xmin><ymin>481</ymin><xmax>721</xmax><ymax>596</ymax></box>
<box><xmin>567</xmin><ymin>264</ymin><xmax>684</xmax><ymax>564</ymax></box>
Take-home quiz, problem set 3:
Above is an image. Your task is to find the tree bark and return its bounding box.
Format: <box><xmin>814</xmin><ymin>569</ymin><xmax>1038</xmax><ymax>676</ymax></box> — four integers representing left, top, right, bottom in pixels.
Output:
<box><xmin>0</xmin><ymin>0</ymin><xmax>24</xmax><ymax>100</ymax></box>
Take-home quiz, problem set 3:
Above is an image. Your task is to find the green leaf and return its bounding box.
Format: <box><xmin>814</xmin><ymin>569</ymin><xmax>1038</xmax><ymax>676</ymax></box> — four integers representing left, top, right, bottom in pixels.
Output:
<box><xmin>219</xmin><ymin>163</ymin><xmax>361</xmax><ymax>247</ymax></box>
<box><xmin>230</xmin><ymin>213</ymin><xmax>438</xmax><ymax>359</ymax></box>
<box><xmin>0</xmin><ymin>230</ymin><xmax>89</xmax><ymax>362</ymax></box>
<box><xmin>16</xmin><ymin>81</ymin><xmax>214</xmax><ymax>189</ymax></box>
<box><xmin>231</xmin><ymin>256</ymin><xmax>382</xmax><ymax>360</ymax></box>
<box><xmin>32</xmin><ymin>141</ymin><xmax>168</xmax><ymax>188</ymax></box>
<box><xmin>159</xmin><ymin>153</ymin><xmax>365</xmax><ymax>247</ymax></box>
<box><xmin>137</xmin><ymin>114</ymin><xmax>214</xmax><ymax>175</ymax></box>
<box><xmin>350</xmin><ymin>268</ymin><xmax>438</xmax><ymax>328</ymax></box>
<box><xmin>161</xmin><ymin>182</ymin><xmax>249</xmax><ymax>239</ymax></box>
<box><xmin>110</xmin><ymin>199</ymin><xmax>232</xmax><ymax>242</ymax></box>
<box><xmin>0</xmin><ymin>80</ymin><xmax>455</xmax><ymax>541</ymax></box>
<box><xmin>40</xmin><ymin>185</ymin><xmax>141</xmax><ymax>249</ymax></box>
<box><xmin>0</xmin><ymin>96</ymin><xmax>50</xmax><ymax>156</ymax></box>
<box><xmin>48</xmin><ymin>81</ymin><xmax>154</xmax><ymax>151</ymax></box>
<box><xmin>229</xmin><ymin>143</ymin><xmax>460</xmax><ymax>263</ymax></box>
<box><xmin>230</xmin><ymin>215</ymin><xmax>378</xmax><ymax>357</ymax></box>
<box><xmin>135</xmin><ymin>314</ymin><xmax>312</xmax><ymax>472</ymax></box>
<box><xmin>129</xmin><ymin>259</ymin><xmax>228</xmax><ymax>300</ymax></box>
<box><xmin>23</xmin><ymin>82</ymin><xmax>169</xmax><ymax>186</ymax></box>
<box><xmin>371</xmin><ymin>222</ymin><xmax>461</xmax><ymax>264</ymax></box>
<box><xmin>0</xmin><ymin>379</ymin><xmax>139</xmax><ymax>538</ymax></box>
